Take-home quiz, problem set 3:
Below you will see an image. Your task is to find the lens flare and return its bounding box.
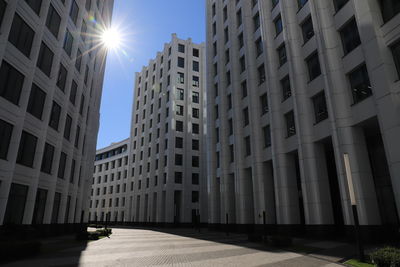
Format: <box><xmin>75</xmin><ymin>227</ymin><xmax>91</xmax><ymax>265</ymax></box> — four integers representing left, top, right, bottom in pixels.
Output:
<box><xmin>101</xmin><ymin>28</ymin><xmax>122</xmax><ymax>50</ymax></box>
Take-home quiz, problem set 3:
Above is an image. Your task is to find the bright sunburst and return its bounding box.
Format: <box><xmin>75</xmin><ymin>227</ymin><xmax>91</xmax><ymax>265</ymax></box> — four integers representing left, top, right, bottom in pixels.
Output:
<box><xmin>101</xmin><ymin>27</ymin><xmax>122</xmax><ymax>50</ymax></box>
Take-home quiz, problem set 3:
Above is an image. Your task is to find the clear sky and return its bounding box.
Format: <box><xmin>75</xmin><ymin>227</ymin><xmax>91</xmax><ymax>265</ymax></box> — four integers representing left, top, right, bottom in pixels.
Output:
<box><xmin>96</xmin><ymin>0</ymin><xmax>206</xmax><ymax>149</ymax></box>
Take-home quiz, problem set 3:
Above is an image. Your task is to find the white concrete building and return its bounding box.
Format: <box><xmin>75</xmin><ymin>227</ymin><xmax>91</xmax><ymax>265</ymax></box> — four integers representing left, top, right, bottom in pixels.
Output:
<box><xmin>0</xmin><ymin>0</ymin><xmax>113</xmax><ymax>226</ymax></box>
<box><xmin>89</xmin><ymin>138</ymin><xmax>130</xmax><ymax>223</ymax></box>
<box><xmin>206</xmin><ymin>0</ymin><xmax>400</xmax><ymax>234</ymax></box>
<box><xmin>128</xmin><ymin>34</ymin><xmax>207</xmax><ymax>225</ymax></box>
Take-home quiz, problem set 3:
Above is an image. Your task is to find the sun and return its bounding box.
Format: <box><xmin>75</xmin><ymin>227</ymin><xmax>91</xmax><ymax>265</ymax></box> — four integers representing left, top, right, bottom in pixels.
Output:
<box><xmin>101</xmin><ymin>27</ymin><xmax>122</xmax><ymax>50</ymax></box>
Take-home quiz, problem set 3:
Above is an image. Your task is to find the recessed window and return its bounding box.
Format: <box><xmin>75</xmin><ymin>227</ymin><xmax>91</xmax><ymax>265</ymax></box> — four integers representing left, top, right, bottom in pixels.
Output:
<box><xmin>192</xmin><ymin>123</ymin><xmax>199</xmax><ymax>134</ymax></box>
<box><xmin>41</xmin><ymin>143</ymin><xmax>55</xmax><ymax>174</ymax></box>
<box><xmin>277</xmin><ymin>44</ymin><xmax>287</xmax><ymax>66</ymax></box>
<box><xmin>192</xmin><ymin>139</ymin><xmax>199</xmax><ymax>150</ymax></box>
<box><xmin>260</xmin><ymin>93</ymin><xmax>269</xmax><ymax>114</ymax></box>
<box><xmin>177</xmin><ymin>72</ymin><xmax>184</xmax><ymax>83</ymax></box>
<box><xmin>176</xmin><ymin>105</ymin><xmax>184</xmax><ymax>116</ymax></box>
<box><xmin>391</xmin><ymin>40</ymin><xmax>400</xmax><ymax>78</ymax></box>
<box><xmin>176</xmin><ymin>120</ymin><xmax>183</xmax><ymax>132</ymax></box>
<box><xmin>178</xmin><ymin>44</ymin><xmax>185</xmax><ymax>53</ymax></box>
<box><xmin>237</xmin><ymin>9</ymin><xmax>242</xmax><ymax>27</ymax></box>
<box><xmin>258</xmin><ymin>64</ymin><xmax>266</xmax><ymax>84</ymax></box>
<box><xmin>0</xmin><ymin>119</ymin><xmax>13</xmax><ymax>160</ymax></box>
<box><xmin>379</xmin><ymin>0</ymin><xmax>400</xmax><ymax>23</ymax></box>
<box><xmin>274</xmin><ymin>15</ymin><xmax>283</xmax><ymax>36</ymax></box>
<box><xmin>25</xmin><ymin>0</ymin><xmax>42</xmax><ymax>15</ymax></box>
<box><xmin>192</xmin><ymin>156</ymin><xmax>199</xmax><ymax>167</ymax></box>
<box><xmin>193</xmin><ymin>61</ymin><xmax>199</xmax><ymax>72</ymax></box>
<box><xmin>58</xmin><ymin>152</ymin><xmax>67</xmax><ymax>179</ymax></box>
<box><xmin>244</xmin><ymin>136</ymin><xmax>251</xmax><ymax>156</ymax></box>
<box><xmin>63</xmin><ymin>30</ymin><xmax>74</xmax><ymax>57</ymax></box>
<box><xmin>193</xmin><ymin>76</ymin><xmax>199</xmax><ymax>87</ymax></box>
<box><xmin>64</xmin><ymin>115</ymin><xmax>72</xmax><ymax>140</ymax></box>
<box><xmin>56</xmin><ymin>64</ymin><xmax>67</xmax><ymax>92</ymax></box>
<box><xmin>301</xmin><ymin>16</ymin><xmax>314</xmax><ymax>43</ymax></box>
<box><xmin>243</xmin><ymin>107</ymin><xmax>249</xmax><ymax>126</ymax></box>
<box><xmin>27</xmin><ymin>84</ymin><xmax>46</xmax><ymax>120</ymax></box>
<box><xmin>333</xmin><ymin>0</ymin><xmax>349</xmax><ymax>12</ymax></box>
<box><xmin>241</xmin><ymin>80</ymin><xmax>247</xmax><ymax>98</ymax></box>
<box><xmin>175</xmin><ymin>154</ymin><xmax>183</xmax><ymax>166</ymax></box>
<box><xmin>193</xmin><ymin>48</ymin><xmax>199</xmax><ymax>57</ymax></box>
<box><xmin>75</xmin><ymin>49</ymin><xmax>82</xmax><ymax>72</ymax></box>
<box><xmin>240</xmin><ymin>56</ymin><xmax>246</xmax><ymax>73</ymax></box>
<box><xmin>69</xmin><ymin>80</ymin><xmax>77</xmax><ymax>105</ymax></box>
<box><xmin>17</xmin><ymin>130</ymin><xmax>38</xmax><ymax>168</ymax></box>
<box><xmin>46</xmin><ymin>4</ymin><xmax>61</xmax><ymax>38</ymax></box>
<box><xmin>192</xmin><ymin>92</ymin><xmax>199</xmax><ymax>103</ymax></box>
<box><xmin>253</xmin><ymin>12</ymin><xmax>260</xmax><ymax>32</ymax></box>
<box><xmin>69</xmin><ymin>1</ymin><xmax>79</xmax><ymax>25</ymax></box>
<box><xmin>285</xmin><ymin>111</ymin><xmax>296</xmax><ymax>137</ymax></box>
<box><xmin>0</xmin><ymin>1</ymin><xmax>6</xmax><ymax>26</ymax></box>
<box><xmin>306</xmin><ymin>51</ymin><xmax>321</xmax><ymax>81</ymax></box>
<box><xmin>192</xmin><ymin>173</ymin><xmax>199</xmax><ymax>185</ymax></box>
<box><xmin>175</xmin><ymin>137</ymin><xmax>183</xmax><ymax>148</ymax></box>
<box><xmin>175</xmin><ymin>172</ymin><xmax>182</xmax><ymax>184</ymax></box>
<box><xmin>281</xmin><ymin>75</ymin><xmax>291</xmax><ymax>101</ymax></box>
<box><xmin>263</xmin><ymin>125</ymin><xmax>271</xmax><ymax>147</ymax></box>
<box><xmin>348</xmin><ymin>64</ymin><xmax>372</xmax><ymax>104</ymax></box>
<box><xmin>312</xmin><ymin>92</ymin><xmax>328</xmax><ymax>123</ymax></box>
<box><xmin>49</xmin><ymin>101</ymin><xmax>61</xmax><ymax>131</ymax></box>
<box><xmin>298</xmin><ymin>0</ymin><xmax>308</xmax><ymax>9</ymax></box>
<box><xmin>255</xmin><ymin>38</ymin><xmax>263</xmax><ymax>57</ymax></box>
<box><xmin>37</xmin><ymin>42</ymin><xmax>54</xmax><ymax>77</ymax></box>
<box><xmin>238</xmin><ymin>33</ymin><xmax>244</xmax><ymax>48</ymax></box>
<box><xmin>340</xmin><ymin>18</ymin><xmax>361</xmax><ymax>55</ymax></box>
<box><xmin>0</xmin><ymin>61</ymin><xmax>25</xmax><ymax>105</ymax></box>
<box><xmin>9</xmin><ymin>14</ymin><xmax>35</xmax><ymax>58</ymax></box>
<box><xmin>223</xmin><ymin>6</ymin><xmax>228</xmax><ymax>21</ymax></box>
<box><xmin>224</xmin><ymin>27</ymin><xmax>229</xmax><ymax>43</ymax></box>
<box><xmin>178</xmin><ymin>57</ymin><xmax>185</xmax><ymax>68</ymax></box>
<box><xmin>272</xmin><ymin>0</ymin><xmax>279</xmax><ymax>8</ymax></box>
<box><xmin>176</xmin><ymin>88</ymin><xmax>184</xmax><ymax>100</ymax></box>
<box><xmin>193</xmin><ymin>108</ymin><xmax>199</xmax><ymax>118</ymax></box>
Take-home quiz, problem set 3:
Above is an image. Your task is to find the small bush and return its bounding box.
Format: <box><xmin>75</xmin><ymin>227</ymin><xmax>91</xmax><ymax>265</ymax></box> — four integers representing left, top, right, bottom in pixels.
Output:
<box><xmin>96</xmin><ymin>228</ymin><xmax>112</xmax><ymax>236</ymax></box>
<box><xmin>370</xmin><ymin>247</ymin><xmax>400</xmax><ymax>267</ymax></box>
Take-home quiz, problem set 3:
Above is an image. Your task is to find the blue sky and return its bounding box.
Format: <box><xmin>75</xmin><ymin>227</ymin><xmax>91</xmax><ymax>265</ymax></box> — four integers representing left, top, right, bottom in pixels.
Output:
<box><xmin>97</xmin><ymin>0</ymin><xmax>206</xmax><ymax>149</ymax></box>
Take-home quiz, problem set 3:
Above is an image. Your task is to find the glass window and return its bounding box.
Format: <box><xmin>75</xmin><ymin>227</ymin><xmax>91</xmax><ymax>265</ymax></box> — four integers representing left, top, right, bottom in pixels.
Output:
<box><xmin>9</xmin><ymin>14</ymin><xmax>35</xmax><ymax>58</ymax></box>
<box><xmin>193</xmin><ymin>61</ymin><xmax>199</xmax><ymax>72</ymax></box>
<box><xmin>0</xmin><ymin>119</ymin><xmax>13</xmax><ymax>160</ymax></box>
<box><xmin>176</xmin><ymin>105</ymin><xmax>184</xmax><ymax>116</ymax></box>
<box><xmin>263</xmin><ymin>125</ymin><xmax>271</xmax><ymax>147</ymax></box>
<box><xmin>178</xmin><ymin>44</ymin><xmax>185</xmax><ymax>53</ymax></box>
<box><xmin>348</xmin><ymin>64</ymin><xmax>372</xmax><ymax>103</ymax></box>
<box><xmin>0</xmin><ymin>0</ymin><xmax>6</xmax><ymax>26</ymax></box>
<box><xmin>57</xmin><ymin>152</ymin><xmax>67</xmax><ymax>179</ymax></box>
<box><xmin>41</xmin><ymin>143</ymin><xmax>55</xmax><ymax>174</ymax></box>
<box><xmin>298</xmin><ymin>0</ymin><xmax>308</xmax><ymax>9</ymax></box>
<box><xmin>178</xmin><ymin>57</ymin><xmax>184</xmax><ymax>68</ymax></box>
<box><xmin>301</xmin><ymin>16</ymin><xmax>314</xmax><ymax>43</ymax></box>
<box><xmin>64</xmin><ymin>115</ymin><xmax>72</xmax><ymax>140</ymax></box>
<box><xmin>49</xmin><ymin>101</ymin><xmax>61</xmax><ymax>131</ymax></box>
<box><xmin>192</xmin><ymin>92</ymin><xmax>199</xmax><ymax>103</ymax></box>
<box><xmin>333</xmin><ymin>0</ymin><xmax>349</xmax><ymax>12</ymax></box>
<box><xmin>285</xmin><ymin>111</ymin><xmax>296</xmax><ymax>137</ymax></box>
<box><xmin>56</xmin><ymin>64</ymin><xmax>67</xmax><ymax>91</ymax></box>
<box><xmin>46</xmin><ymin>4</ymin><xmax>61</xmax><ymax>38</ymax></box>
<box><xmin>69</xmin><ymin>80</ymin><xmax>77</xmax><ymax>105</ymax></box>
<box><xmin>176</xmin><ymin>120</ymin><xmax>183</xmax><ymax>132</ymax></box>
<box><xmin>32</xmin><ymin>188</ymin><xmax>47</xmax><ymax>224</ymax></box>
<box><xmin>277</xmin><ymin>44</ymin><xmax>287</xmax><ymax>66</ymax></box>
<box><xmin>312</xmin><ymin>92</ymin><xmax>329</xmax><ymax>123</ymax></box>
<box><xmin>70</xmin><ymin>1</ymin><xmax>79</xmax><ymax>25</ymax></box>
<box><xmin>258</xmin><ymin>64</ymin><xmax>266</xmax><ymax>84</ymax></box>
<box><xmin>0</xmin><ymin>61</ymin><xmax>25</xmax><ymax>106</ymax></box>
<box><xmin>37</xmin><ymin>42</ymin><xmax>54</xmax><ymax>77</ymax></box>
<box><xmin>306</xmin><ymin>52</ymin><xmax>321</xmax><ymax>81</ymax></box>
<box><xmin>245</xmin><ymin>136</ymin><xmax>251</xmax><ymax>156</ymax></box>
<box><xmin>193</xmin><ymin>108</ymin><xmax>199</xmax><ymax>118</ymax></box>
<box><xmin>253</xmin><ymin>12</ymin><xmax>260</xmax><ymax>32</ymax></box>
<box><xmin>192</xmin><ymin>173</ymin><xmax>199</xmax><ymax>185</ymax></box>
<box><xmin>193</xmin><ymin>76</ymin><xmax>199</xmax><ymax>87</ymax></box>
<box><xmin>27</xmin><ymin>84</ymin><xmax>46</xmax><ymax>120</ymax></box>
<box><xmin>340</xmin><ymin>18</ymin><xmax>361</xmax><ymax>55</ymax></box>
<box><xmin>3</xmin><ymin>183</ymin><xmax>28</xmax><ymax>224</ymax></box>
<box><xmin>193</xmin><ymin>48</ymin><xmax>199</xmax><ymax>57</ymax></box>
<box><xmin>17</xmin><ymin>131</ymin><xmax>38</xmax><ymax>167</ymax></box>
<box><xmin>274</xmin><ymin>15</ymin><xmax>283</xmax><ymax>35</ymax></box>
<box><xmin>243</xmin><ymin>107</ymin><xmax>249</xmax><ymax>126</ymax></box>
<box><xmin>24</xmin><ymin>0</ymin><xmax>42</xmax><ymax>15</ymax></box>
<box><xmin>255</xmin><ymin>38</ymin><xmax>263</xmax><ymax>57</ymax></box>
<box><xmin>281</xmin><ymin>75</ymin><xmax>291</xmax><ymax>101</ymax></box>
<box><xmin>379</xmin><ymin>0</ymin><xmax>400</xmax><ymax>23</ymax></box>
<box><xmin>63</xmin><ymin>30</ymin><xmax>74</xmax><ymax>57</ymax></box>
<box><xmin>260</xmin><ymin>93</ymin><xmax>269</xmax><ymax>114</ymax></box>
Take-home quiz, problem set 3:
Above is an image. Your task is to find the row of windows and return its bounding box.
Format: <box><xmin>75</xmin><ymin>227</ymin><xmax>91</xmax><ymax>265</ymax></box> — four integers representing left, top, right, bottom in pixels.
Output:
<box><xmin>93</xmin><ymin>170</ymin><xmax>128</xmax><ymax>185</ymax></box>
<box><xmin>94</xmin><ymin>156</ymin><xmax>128</xmax><ymax>172</ymax></box>
<box><xmin>3</xmin><ymin>182</ymin><xmax>75</xmax><ymax>224</ymax></box>
<box><xmin>135</xmin><ymin>173</ymin><xmax>200</xmax><ymax>191</ymax></box>
<box><xmin>95</xmin><ymin>146</ymin><xmax>128</xmax><ymax>161</ymax></box>
<box><xmin>90</xmin><ymin>196</ymin><xmax>126</xmax><ymax>208</ymax></box>
<box><xmin>92</xmin><ymin>184</ymin><xmax>127</xmax><ymax>196</ymax></box>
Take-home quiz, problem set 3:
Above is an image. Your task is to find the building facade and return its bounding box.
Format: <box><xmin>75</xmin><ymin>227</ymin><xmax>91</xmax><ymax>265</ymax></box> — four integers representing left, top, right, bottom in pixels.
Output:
<box><xmin>89</xmin><ymin>139</ymin><xmax>130</xmax><ymax>222</ymax></box>
<box><xmin>206</xmin><ymin>0</ymin><xmax>400</xmax><ymax>232</ymax></box>
<box><xmin>128</xmin><ymin>34</ymin><xmax>207</xmax><ymax>224</ymax></box>
<box><xmin>0</xmin><ymin>0</ymin><xmax>113</xmax><ymax>225</ymax></box>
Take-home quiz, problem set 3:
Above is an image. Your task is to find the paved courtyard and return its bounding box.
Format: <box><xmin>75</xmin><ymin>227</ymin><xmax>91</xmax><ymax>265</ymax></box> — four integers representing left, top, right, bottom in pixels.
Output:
<box><xmin>5</xmin><ymin>227</ymin><xmax>346</xmax><ymax>267</ymax></box>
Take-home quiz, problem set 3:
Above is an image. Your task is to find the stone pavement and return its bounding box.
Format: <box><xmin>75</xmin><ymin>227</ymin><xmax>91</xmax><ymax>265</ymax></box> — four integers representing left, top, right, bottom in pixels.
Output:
<box><xmin>3</xmin><ymin>227</ymin><xmax>348</xmax><ymax>267</ymax></box>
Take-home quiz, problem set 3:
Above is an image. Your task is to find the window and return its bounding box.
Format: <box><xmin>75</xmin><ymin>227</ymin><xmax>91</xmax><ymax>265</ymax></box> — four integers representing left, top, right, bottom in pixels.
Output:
<box><xmin>178</xmin><ymin>44</ymin><xmax>185</xmax><ymax>53</ymax></box>
<box><xmin>227</xmin><ymin>94</ymin><xmax>232</xmax><ymax>110</ymax></box>
<box><xmin>79</xmin><ymin>94</ymin><xmax>85</xmax><ymax>115</ymax></box>
<box><xmin>24</xmin><ymin>0</ymin><xmax>42</xmax><ymax>15</ymax></box>
<box><xmin>340</xmin><ymin>18</ymin><xmax>361</xmax><ymax>55</ymax></box>
<box><xmin>192</xmin><ymin>123</ymin><xmax>199</xmax><ymax>134</ymax></box>
<box><xmin>216</xmin><ymin>128</ymin><xmax>219</xmax><ymax>143</ymax></box>
<box><xmin>192</xmin><ymin>191</ymin><xmax>199</xmax><ymax>203</ymax></box>
<box><xmin>392</xmin><ymin>41</ymin><xmax>400</xmax><ymax>78</ymax></box>
<box><xmin>56</xmin><ymin>64</ymin><xmax>67</xmax><ymax>91</ymax></box>
<box><xmin>192</xmin><ymin>173</ymin><xmax>199</xmax><ymax>185</ymax></box>
<box><xmin>237</xmin><ymin>9</ymin><xmax>242</xmax><ymax>27</ymax></box>
<box><xmin>379</xmin><ymin>0</ymin><xmax>400</xmax><ymax>23</ymax></box>
<box><xmin>176</xmin><ymin>105</ymin><xmax>184</xmax><ymax>116</ymax></box>
<box><xmin>333</xmin><ymin>0</ymin><xmax>349</xmax><ymax>11</ymax></box>
<box><xmin>263</xmin><ymin>125</ymin><xmax>271</xmax><ymax>147</ymax></box>
<box><xmin>285</xmin><ymin>111</ymin><xmax>296</xmax><ymax>137</ymax></box>
<box><xmin>193</xmin><ymin>108</ymin><xmax>199</xmax><ymax>118</ymax></box>
<box><xmin>192</xmin><ymin>156</ymin><xmax>199</xmax><ymax>167</ymax></box>
<box><xmin>176</xmin><ymin>137</ymin><xmax>183</xmax><ymax>148</ymax></box>
<box><xmin>192</xmin><ymin>139</ymin><xmax>199</xmax><ymax>150</ymax></box>
<box><xmin>27</xmin><ymin>84</ymin><xmax>46</xmax><ymax>120</ymax></box>
<box><xmin>41</xmin><ymin>143</ymin><xmax>55</xmax><ymax>174</ymax></box>
<box><xmin>312</xmin><ymin>92</ymin><xmax>328</xmax><ymax>123</ymax></box>
<box><xmin>57</xmin><ymin>152</ymin><xmax>67</xmax><ymax>179</ymax></box>
<box><xmin>0</xmin><ymin>61</ymin><xmax>24</xmax><ymax>105</ymax></box>
<box><xmin>85</xmin><ymin>0</ymin><xmax>91</xmax><ymax>11</ymax></box>
<box><xmin>193</xmin><ymin>61</ymin><xmax>199</xmax><ymax>72</ymax></box>
<box><xmin>63</xmin><ymin>30</ymin><xmax>74</xmax><ymax>57</ymax></box>
<box><xmin>37</xmin><ymin>42</ymin><xmax>54</xmax><ymax>77</ymax></box>
<box><xmin>306</xmin><ymin>52</ymin><xmax>321</xmax><ymax>81</ymax></box>
<box><xmin>241</xmin><ymin>80</ymin><xmax>247</xmax><ymax>98</ymax></box>
<box><xmin>348</xmin><ymin>64</ymin><xmax>372</xmax><ymax>103</ymax></box>
<box><xmin>244</xmin><ymin>136</ymin><xmax>251</xmax><ymax>156</ymax></box>
<box><xmin>32</xmin><ymin>188</ymin><xmax>47</xmax><ymax>224</ymax></box>
<box><xmin>253</xmin><ymin>12</ymin><xmax>260</xmax><ymax>32</ymax></box>
<box><xmin>178</xmin><ymin>57</ymin><xmax>185</xmax><ymax>68</ymax></box>
<box><xmin>175</xmin><ymin>154</ymin><xmax>183</xmax><ymax>166</ymax></box>
<box><xmin>176</xmin><ymin>88</ymin><xmax>184</xmax><ymax>100</ymax></box>
<box><xmin>75</xmin><ymin>49</ymin><xmax>82</xmax><ymax>71</ymax></box>
<box><xmin>46</xmin><ymin>4</ymin><xmax>61</xmax><ymax>38</ymax></box>
<box><xmin>272</xmin><ymin>0</ymin><xmax>279</xmax><ymax>8</ymax></box>
<box><xmin>17</xmin><ymin>131</ymin><xmax>37</xmax><ymax>167</ymax></box>
<box><xmin>192</xmin><ymin>92</ymin><xmax>199</xmax><ymax>103</ymax></box>
<box><xmin>176</xmin><ymin>120</ymin><xmax>183</xmax><ymax>132</ymax></box>
<box><xmin>255</xmin><ymin>38</ymin><xmax>263</xmax><ymax>57</ymax></box>
<box><xmin>223</xmin><ymin>6</ymin><xmax>228</xmax><ymax>21</ymax></box>
<box><xmin>75</xmin><ymin>126</ymin><xmax>80</xmax><ymax>148</ymax></box>
<box><xmin>228</xmin><ymin>119</ymin><xmax>233</xmax><ymax>135</ymax></box>
<box><xmin>193</xmin><ymin>76</ymin><xmax>199</xmax><ymax>87</ymax></box>
<box><xmin>193</xmin><ymin>48</ymin><xmax>199</xmax><ymax>57</ymax></box>
<box><xmin>224</xmin><ymin>27</ymin><xmax>229</xmax><ymax>43</ymax></box>
<box><xmin>258</xmin><ymin>64</ymin><xmax>266</xmax><ymax>84</ymax></box>
<box><xmin>70</xmin><ymin>80</ymin><xmax>77</xmax><ymax>105</ymax></box>
<box><xmin>9</xmin><ymin>14</ymin><xmax>35</xmax><ymax>58</ymax></box>
<box><xmin>243</xmin><ymin>107</ymin><xmax>249</xmax><ymax>126</ymax></box>
<box><xmin>240</xmin><ymin>56</ymin><xmax>246</xmax><ymax>73</ymax></box>
<box><xmin>274</xmin><ymin>15</ymin><xmax>283</xmax><ymax>36</ymax></box>
<box><xmin>0</xmin><ymin>0</ymin><xmax>6</xmax><ymax>26</ymax></box>
<box><xmin>301</xmin><ymin>16</ymin><xmax>314</xmax><ymax>43</ymax></box>
<box><xmin>64</xmin><ymin>115</ymin><xmax>72</xmax><ymax>140</ymax></box>
<box><xmin>177</xmin><ymin>72</ymin><xmax>184</xmax><ymax>83</ymax></box>
<box><xmin>281</xmin><ymin>75</ymin><xmax>291</xmax><ymax>101</ymax></box>
<box><xmin>260</xmin><ymin>93</ymin><xmax>269</xmax><ymax>114</ymax></box>
<box><xmin>0</xmin><ymin>119</ymin><xmax>13</xmax><ymax>160</ymax></box>
<box><xmin>175</xmin><ymin>172</ymin><xmax>182</xmax><ymax>184</ymax></box>
<box><xmin>3</xmin><ymin>183</ymin><xmax>28</xmax><ymax>225</ymax></box>
<box><xmin>238</xmin><ymin>33</ymin><xmax>244</xmax><ymax>48</ymax></box>
<box><xmin>298</xmin><ymin>0</ymin><xmax>308</xmax><ymax>9</ymax></box>
<box><xmin>212</xmin><ymin>22</ymin><xmax>216</xmax><ymax>36</ymax></box>
<box><xmin>277</xmin><ymin>44</ymin><xmax>287</xmax><ymax>66</ymax></box>
<box><xmin>70</xmin><ymin>1</ymin><xmax>79</xmax><ymax>25</ymax></box>
<box><xmin>49</xmin><ymin>101</ymin><xmax>61</xmax><ymax>131</ymax></box>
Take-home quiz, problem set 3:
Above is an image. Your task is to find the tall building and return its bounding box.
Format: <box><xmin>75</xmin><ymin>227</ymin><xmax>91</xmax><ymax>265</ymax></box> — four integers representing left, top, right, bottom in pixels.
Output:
<box><xmin>128</xmin><ymin>34</ymin><xmax>207</xmax><ymax>224</ymax></box>
<box><xmin>89</xmin><ymin>138</ymin><xmax>130</xmax><ymax>223</ymax></box>
<box><xmin>206</xmin><ymin>0</ymin><xmax>400</xmax><ymax>233</ymax></box>
<box><xmin>0</xmin><ymin>0</ymin><xmax>114</xmax><ymax>226</ymax></box>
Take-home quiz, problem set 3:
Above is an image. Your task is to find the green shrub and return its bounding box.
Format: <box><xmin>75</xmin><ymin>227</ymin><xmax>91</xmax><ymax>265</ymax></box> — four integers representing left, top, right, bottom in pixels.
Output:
<box><xmin>370</xmin><ymin>247</ymin><xmax>400</xmax><ymax>267</ymax></box>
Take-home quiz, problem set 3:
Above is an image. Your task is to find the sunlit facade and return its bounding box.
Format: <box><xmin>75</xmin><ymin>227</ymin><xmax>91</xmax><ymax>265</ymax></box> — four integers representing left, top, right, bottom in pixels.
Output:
<box><xmin>206</xmin><ymin>0</ymin><xmax>400</xmax><ymax>235</ymax></box>
<box><xmin>0</xmin><ymin>0</ymin><xmax>114</xmax><ymax>226</ymax></box>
